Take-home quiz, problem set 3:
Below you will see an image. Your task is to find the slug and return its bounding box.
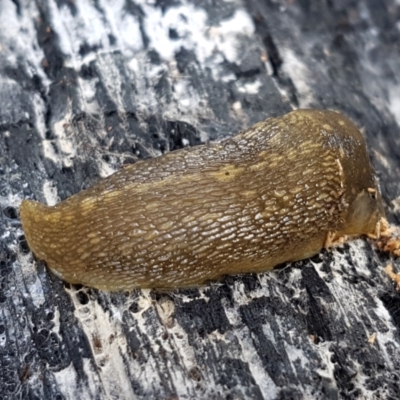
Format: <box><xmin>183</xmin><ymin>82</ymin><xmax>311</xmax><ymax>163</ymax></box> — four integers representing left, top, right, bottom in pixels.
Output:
<box><xmin>20</xmin><ymin>109</ymin><xmax>384</xmax><ymax>290</ymax></box>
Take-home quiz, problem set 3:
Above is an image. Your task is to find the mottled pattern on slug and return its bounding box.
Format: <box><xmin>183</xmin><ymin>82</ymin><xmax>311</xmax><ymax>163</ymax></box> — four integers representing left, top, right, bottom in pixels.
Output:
<box><xmin>20</xmin><ymin>109</ymin><xmax>384</xmax><ymax>290</ymax></box>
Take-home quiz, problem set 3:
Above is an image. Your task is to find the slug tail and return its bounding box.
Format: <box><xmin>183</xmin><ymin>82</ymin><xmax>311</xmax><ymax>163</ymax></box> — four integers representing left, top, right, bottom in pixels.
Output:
<box><xmin>20</xmin><ymin>199</ymin><xmax>87</xmax><ymax>285</ymax></box>
<box><xmin>20</xmin><ymin>200</ymin><xmax>55</xmax><ymax>261</ymax></box>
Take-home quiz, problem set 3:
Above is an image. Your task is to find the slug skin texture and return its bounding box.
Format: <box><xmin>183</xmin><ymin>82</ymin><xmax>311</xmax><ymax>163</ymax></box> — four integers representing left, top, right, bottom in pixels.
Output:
<box><xmin>20</xmin><ymin>109</ymin><xmax>384</xmax><ymax>290</ymax></box>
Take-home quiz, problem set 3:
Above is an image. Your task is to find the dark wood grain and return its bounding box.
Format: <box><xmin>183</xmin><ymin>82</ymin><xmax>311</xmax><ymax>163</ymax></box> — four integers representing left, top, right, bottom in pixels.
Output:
<box><xmin>1</xmin><ymin>0</ymin><xmax>400</xmax><ymax>399</ymax></box>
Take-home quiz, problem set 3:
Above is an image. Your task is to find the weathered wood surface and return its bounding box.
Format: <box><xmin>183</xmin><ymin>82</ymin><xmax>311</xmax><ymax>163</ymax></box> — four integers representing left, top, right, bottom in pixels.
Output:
<box><xmin>1</xmin><ymin>0</ymin><xmax>400</xmax><ymax>399</ymax></box>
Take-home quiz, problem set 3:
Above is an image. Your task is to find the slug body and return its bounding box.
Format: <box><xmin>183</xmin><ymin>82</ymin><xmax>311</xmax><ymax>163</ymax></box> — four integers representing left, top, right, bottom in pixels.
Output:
<box><xmin>20</xmin><ymin>110</ymin><xmax>384</xmax><ymax>290</ymax></box>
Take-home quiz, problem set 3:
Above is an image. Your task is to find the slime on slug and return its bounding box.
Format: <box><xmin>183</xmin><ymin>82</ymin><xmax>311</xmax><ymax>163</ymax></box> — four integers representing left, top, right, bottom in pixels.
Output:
<box><xmin>20</xmin><ymin>109</ymin><xmax>384</xmax><ymax>290</ymax></box>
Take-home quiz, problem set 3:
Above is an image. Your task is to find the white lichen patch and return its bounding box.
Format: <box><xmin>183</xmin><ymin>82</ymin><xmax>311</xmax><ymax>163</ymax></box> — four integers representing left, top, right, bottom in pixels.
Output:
<box><xmin>66</xmin><ymin>287</ymin><xmax>137</xmax><ymax>399</ymax></box>
<box><xmin>53</xmin><ymin>359</ymin><xmax>103</xmax><ymax>400</ymax></box>
<box><xmin>42</xmin><ymin>179</ymin><xmax>59</xmax><ymax>206</ymax></box>
<box><xmin>280</xmin><ymin>47</ymin><xmax>314</xmax><ymax>106</ymax></box>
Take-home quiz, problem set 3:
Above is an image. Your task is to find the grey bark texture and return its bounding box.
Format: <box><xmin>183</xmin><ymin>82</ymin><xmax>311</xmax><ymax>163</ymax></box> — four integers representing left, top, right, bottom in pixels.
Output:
<box><xmin>1</xmin><ymin>0</ymin><xmax>400</xmax><ymax>399</ymax></box>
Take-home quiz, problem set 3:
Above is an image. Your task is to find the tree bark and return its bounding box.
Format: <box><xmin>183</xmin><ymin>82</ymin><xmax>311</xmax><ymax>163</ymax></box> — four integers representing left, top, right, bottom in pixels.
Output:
<box><xmin>0</xmin><ymin>0</ymin><xmax>400</xmax><ymax>399</ymax></box>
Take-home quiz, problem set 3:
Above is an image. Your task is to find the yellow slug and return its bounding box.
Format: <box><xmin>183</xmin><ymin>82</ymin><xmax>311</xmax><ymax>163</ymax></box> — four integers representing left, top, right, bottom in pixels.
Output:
<box><xmin>20</xmin><ymin>109</ymin><xmax>384</xmax><ymax>290</ymax></box>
